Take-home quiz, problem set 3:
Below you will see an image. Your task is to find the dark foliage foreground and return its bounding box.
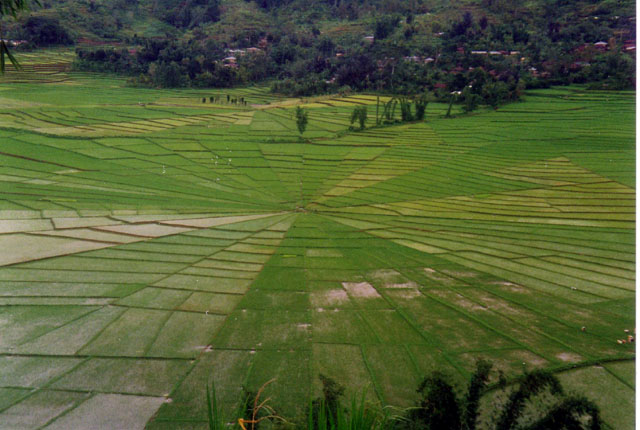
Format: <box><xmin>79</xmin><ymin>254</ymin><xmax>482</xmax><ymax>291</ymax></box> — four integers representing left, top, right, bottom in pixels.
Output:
<box><xmin>207</xmin><ymin>362</ymin><xmax>602</xmax><ymax>430</ymax></box>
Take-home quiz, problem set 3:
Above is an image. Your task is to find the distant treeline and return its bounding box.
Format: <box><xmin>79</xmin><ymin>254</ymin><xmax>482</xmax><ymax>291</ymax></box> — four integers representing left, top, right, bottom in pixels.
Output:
<box><xmin>73</xmin><ymin>36</ymin><xmax>526</xmax><ymax>106</ymax></box>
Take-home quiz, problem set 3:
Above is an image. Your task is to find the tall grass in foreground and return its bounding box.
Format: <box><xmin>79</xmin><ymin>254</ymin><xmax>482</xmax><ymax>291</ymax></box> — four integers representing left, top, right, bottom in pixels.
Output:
<box><xmin>309</xmin><ymin>392</ymin><xmax>389</xmax><ymax>430</ymax></box>
<box><xmin>206</xmin><ymin>363</ymin><xmax>603</xmax><ymax>430</ymax></box>
<box><xmin>207</xmin><ymin>379</ymin><xmax>386</xmax><ymax>430</ymax></box>
<box><xmin>206</xmin><ymin>381</ymin><xmax>225</xmax><ymax>430</ymax></box>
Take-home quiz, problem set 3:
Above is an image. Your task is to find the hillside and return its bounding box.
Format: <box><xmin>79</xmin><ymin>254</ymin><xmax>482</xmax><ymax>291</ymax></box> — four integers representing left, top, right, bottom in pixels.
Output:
<box><xmin>9</xmin><ymin>0</ymin><xmax>636</xmax><ymax>45</ymax></box>
<box><xmin>5</xmin><ymin>0</ymin><xmax>634</xmax><ymax>97</ymax></box>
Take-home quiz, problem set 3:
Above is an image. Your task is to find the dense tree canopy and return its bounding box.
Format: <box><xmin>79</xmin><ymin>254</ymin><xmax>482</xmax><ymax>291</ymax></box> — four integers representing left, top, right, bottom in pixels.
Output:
<box><xmin>9</xmin><ymin>0</ymin><xmax>631</xmax><ymax>98</ymax></box>
<box><xmin>1</xmin><ymin>0</ymin><xmax>40</xmax><ymax>71</ymax></box>
<box><xmin>155</xmin><ymin>0</ymin><xmax>221</xmax><ymax>29</ymax></box>
<box><xmin>16</xmin><ymin>15</ymin><xmax>73</xmax><ymax>45</ymax></box>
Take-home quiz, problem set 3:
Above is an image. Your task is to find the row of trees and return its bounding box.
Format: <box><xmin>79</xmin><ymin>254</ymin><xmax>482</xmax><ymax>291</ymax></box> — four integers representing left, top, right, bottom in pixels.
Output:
<box><xmin>295</xmin><ymin>95</ymin><xmax>429</xmax><ymax>138</ymax></box>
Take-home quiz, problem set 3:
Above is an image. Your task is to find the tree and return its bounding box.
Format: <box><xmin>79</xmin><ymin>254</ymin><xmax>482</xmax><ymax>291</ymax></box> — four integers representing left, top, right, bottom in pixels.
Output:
<box><xmin>463</xmin><ymin>360</ymin><xmax>492</xmax><ymax>430</ymax></box>
<box><xmin>414</xmin><ymin>95</ymin><xmax>428</xmax><ymax>120</ymax></box>
<box><xmin>482</xmin><ymin>81</ymin><xmax>508</xmax><ymax>110</ymax></box>
<box><xmin>350</xmin><ymin>105</ymin><xmax>367</xmax><ymax>130</ymax></box>
<box><xmin>462</xmin><ymin>87</ymin><xmax>481</xmax><ymax>113</ymax></box>
<box><xmin>495</xmin><ymin>370</ymin><xmax>563</xmax><ymax>430</ymax></box>
<box><xmin>295</xmin><ymin>106</ymin><xmax>308</xmax><ymax>136</ymax></box>
<box><xmin>309</xmin><ymin>374</ymin><xmax>345</xmax><ymax>430</ymax></box>
<box><xmin>374</xmin><ymin>14</ymin><xmax>401</xmax><ymax>40</ymax></box>
<box><xmin>0</xmin><ymin>0</ymin><xmax>40</xmax><ymax>72</ymax></box>
<box><xmin>18</xmin><ymin>15</ymin><xmax>73</xmax><ymax>46</ymax></box>
<box><xmin>398</xmin><ymin>97</ymin><xmax>414</xmax><ymax>121</ymax></box>
<box><xmin>409</xmin><ymin>371</ymin><xmax>463</xmax><ymax>430</ymax></box>
<box><xmin>399</xmin><ymin>362</ymin><xmax>602</xmax><ymax>430</ymax></box>
<box><xmin>153</xmin><ymin>61</ymin><xmax>183</xmax><ymax>87</ymax></box>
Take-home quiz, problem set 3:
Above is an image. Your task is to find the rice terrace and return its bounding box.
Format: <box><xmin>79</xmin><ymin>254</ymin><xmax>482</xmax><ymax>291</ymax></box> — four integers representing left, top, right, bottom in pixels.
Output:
<box><xmin>0</xmin><ymin>47</ymin><xmax>635</xmax><ymax>429</ymax></box>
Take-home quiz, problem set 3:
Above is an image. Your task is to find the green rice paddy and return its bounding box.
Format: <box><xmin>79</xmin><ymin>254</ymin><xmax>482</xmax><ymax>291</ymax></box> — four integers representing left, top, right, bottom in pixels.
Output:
<box><xmin>0</xmin><ymin>51</ymin><xmax>635</xmax><ymax>429</ymax></box>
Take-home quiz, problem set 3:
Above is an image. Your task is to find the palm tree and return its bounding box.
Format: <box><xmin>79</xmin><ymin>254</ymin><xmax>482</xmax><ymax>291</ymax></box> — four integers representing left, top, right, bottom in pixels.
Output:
<box><xmin>401</xmin><ymin>361</ymin><xmax>601</xmax><ymax>430</ymax></box>
<box><xmin>0</xmin><ymin>0</ymin><xmax>39</xmax><ymax>72</ymax></box>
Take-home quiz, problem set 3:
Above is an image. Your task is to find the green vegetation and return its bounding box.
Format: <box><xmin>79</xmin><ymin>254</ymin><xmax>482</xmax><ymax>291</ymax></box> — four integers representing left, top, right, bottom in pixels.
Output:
<box><xmin>308</xmin><ymin>389</ymin><xmax>383</xmax><ymax>430</ymax></box>
<box><xmin>207</xmin><ymin>381</ymin><xmax>226</xmax><ymax>430</ymax></box>
<box><xmin>0</xmin><ymin>50</ymin><xmax>634</xmax><ymax>429</ymax></box>
<box><xmin>213</xmin><ymin>365</ymin><xmax>602</xmax><ymax>430</ymax></box>
<box><xmin>350</xmin><ymin>106</ymin><xmax>367</xmax><ymax>130</ymax></box>
<box><xmin>296</xmin><ymin>106</ymin><xmax>309</xmax><ymax>135</ymax></box>
<box><xmin>0</xmin><ymin>0</ymin><xmax>40</xmax><ymax>71</ymax></box>
<box><xmin>2</xmin><ymin>0</ymin><xmax>633</xmax><ymax>102</ymax></box>
<box><xmin>414</xmin><ymin>96</ymin><xmax>427</xmax><ymax>121</ymax></box>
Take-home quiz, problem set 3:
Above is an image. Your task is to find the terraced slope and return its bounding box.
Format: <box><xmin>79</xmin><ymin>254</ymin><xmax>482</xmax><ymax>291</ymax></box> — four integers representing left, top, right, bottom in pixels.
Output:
<box><xmin>0</xmin><ymin>66</ymin><xmax>634</xmax><ymax>430</ymax></box>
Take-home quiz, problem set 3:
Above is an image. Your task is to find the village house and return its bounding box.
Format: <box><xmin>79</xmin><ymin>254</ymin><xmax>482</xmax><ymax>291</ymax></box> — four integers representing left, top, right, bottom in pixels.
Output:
<box><xmin>1</xmin><ymin>39</ymin><xmax>27</xmax><ymax>46</ymax></box>
<box><xmin>471</xmin><ymin>50</ymin><xmax>520</xmax><ymax>56</ymax></box>
<box><xmin>623</xmin><ymin>40</ymin><xmax>635</xmax><ymax>52</ymax></box>
<box><xmin>226</xmin><ymin>49</ymin><xmax>245</xmax><ymax>56</ymax></box>
<box><xmin>222</xmin><ymin>56</ymin><xmax>238</xmax><ymax>68</ymax></box>
<box><xmin>594</xmin><ymin>41</ymin><xmax>609</xmax><ymax>51</ymax></box>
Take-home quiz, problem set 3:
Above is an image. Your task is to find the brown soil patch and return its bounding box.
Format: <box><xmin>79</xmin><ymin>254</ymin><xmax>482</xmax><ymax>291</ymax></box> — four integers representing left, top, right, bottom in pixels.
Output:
<box><xmin>441</xmin><ymin>270</ymin><xmax>478</xmax><ymax>278</ymax></box>
<box><xmin>96</xmin><ymin>223</ymin><xmax>191</xmax><ymax>237</ymax></box>
<box><xmin>385</xmin><ymin>282</ymin><xmax>419</xmax><ymax>289</ymax></box>
<box><xmin>0</xmin><ymin>234</ymin><xmax>113</xmax><ymax>266</ymax></box>
<box><xmin>311</xmin><ymin>289</ymin><xmax>349</xmax><ymax>307</ymax></box>
<box><xmin>369</xmin><ymin>269</ymin><xmax>402</xmax><ymax>280</ymax></box>
<box><xmin>429</xmin><ymin>290</ymin><xmax>487</xmax><ymax>312</ymax></box>
<box><xmin>422</xmin><ymin>268</ymin><xmax>457</xmax><ymax>285</ymax></box>
<box><xmin>342</xmin><ymin>282</ymin><xmax>381</xmax><ymax>299</ymax></box>
<box><xmin>393</xmin><ymin>289</ymin><xmax>421</xmax><ymax>299</ymax></box>
<box><xmin>490</xmin><ymin>281</ymin><xmax>530</xmax><ymax>294</ymax></box>
<box><xmin>306</xmin><ymin>249</ymin><xmax>343</xmax><ymax>257</ymax></box>
<box><xmin>556</xmin><ymin>352</ymin><xmax>583</xmax><ymax>362</ymax></box>
<box><xmin>161</xmin><ymin>212</ymin><xmax>283</xmax><ymax>228</ymax></box>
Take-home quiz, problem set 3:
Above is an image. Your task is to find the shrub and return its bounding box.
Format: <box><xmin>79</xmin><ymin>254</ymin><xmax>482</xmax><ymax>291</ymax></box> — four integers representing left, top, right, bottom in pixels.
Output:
<box><xmin>398</xmin><ymin>97</ymin><xmax>413</xmax><ymax>122</ymax></box>
<box><xmin>296</xmin><ymin>106</ymin><xmax>309</xmax><ymax>135</ymax></box>
<box><xmin>350</xmin><ymin>106</ymin><xmax>368</xmax><ymax>130</ymax></box>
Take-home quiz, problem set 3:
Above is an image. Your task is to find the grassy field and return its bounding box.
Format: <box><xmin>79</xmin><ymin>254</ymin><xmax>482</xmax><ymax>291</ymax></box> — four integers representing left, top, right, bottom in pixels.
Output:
<box><xmin>0</xmin><ymin>52</ymin><xmax>635</xmax><ymax>429</ymax></box>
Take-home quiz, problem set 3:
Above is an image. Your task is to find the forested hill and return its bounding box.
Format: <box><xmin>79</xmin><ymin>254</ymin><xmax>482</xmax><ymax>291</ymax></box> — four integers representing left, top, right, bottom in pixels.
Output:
<box><xmin>6</xmin><ymin>0</ymin><xmax>636</xmax><ymax>95</ymax></box>
<box><xmin>10</xmin><ymin>0</ymin><xmax>635</xmax><ymax>46</ymax></box>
